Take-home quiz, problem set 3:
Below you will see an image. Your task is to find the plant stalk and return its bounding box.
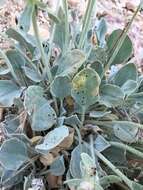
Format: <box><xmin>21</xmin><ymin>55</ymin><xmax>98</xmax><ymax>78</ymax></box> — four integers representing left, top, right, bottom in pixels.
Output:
<box><xmin>102</xmin><ymin>2</ymin><xmax>141</xmax><ymax>78</ymax></box>
<box><xmin>90</xmin><ymin>135</ymin><xmax>99</xmax><ymax>183</ymax></box>
<box><xmin>45</xmin><ymin>1</ymin><xmax>60</xmax><ymax>75</ymax></box>
<box><xmin>81</xmin><ymin>106</ymin><xmax>86</xmax><ymax>127</ymax></box>
<box><xmin>32</xmin><ymin>6</ymin><xmax>53</xmax><ymax>82</ymax></box>
<box><xmin>110</xmin><ymin>141</ymin><xmax>143</xmax><ymax>159</ymax></box>
<box><xmin>32</xmin><ymin>5</ymin><xmax>59</xmax><ymax>114</ymax></box>
<box><xmin>62</xmin><ymin>0</ymin><xmax>69</xmax><ymax>50</ymax></box>
<box><xmin>78</xmin><ymin>0</ymin><xmax>96</xmax><ymax>49</ymax></box>
<box><xmin>84</xmin><ymin>141</ymin><xmax>133</xmax><ymax>189</ymax></box>
<box><xmin>87</xmin><ymin>120</ymin><xmax>143</xmax><ymax>130</ymax></box>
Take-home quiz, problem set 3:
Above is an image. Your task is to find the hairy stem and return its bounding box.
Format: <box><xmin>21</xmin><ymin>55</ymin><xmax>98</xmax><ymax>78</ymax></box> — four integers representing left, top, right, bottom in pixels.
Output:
<box><xmin>90</xmin><ymin>135</ymin><xmax>99</xmax><ymax>184</ymax></box>
<box><xmin>87</xmin><ymin>120</ymin><xmax>143</xmax><ymax>130</ymax></box>
<box><xmin>81</xmin><ymin>106</ymin><xmax>86</xmax><ymax>127</ymax></box>
<box><xmin>32</xmin><ymin>6</ymin><xmax>59</xmax><ymax>113</ymax></box>
<box><xmin>62</xmin><ymin>0</ymin><xmax>69</xmax><ymax>50</ymax></box>
<box><xmin>32</xmin><ymin>6</ymin><xmax>53</xmax><ymax>82</ymax></box>
<box><xmin>102</xmin><ymin>2</ymin><xmax>141</xmax><ymax>78</ymax></box>
<box><xmin>78</xmin><ymin>0</ymin><xmax>96</xmax><ymax>49</ymax></box>
<box><xmin>84</xmin><ymin>141</ymin><xmax>133</xmax><ymax>189</ymax></box>
<box><xmin>110</xmin><ymin>141</ymin><xmax>143</xmax><ymax>159</ymax></box>
<box><xmin>45</xmin><ymin>1</ymin><xmax>60</xmax><ymax>75</ymax></box>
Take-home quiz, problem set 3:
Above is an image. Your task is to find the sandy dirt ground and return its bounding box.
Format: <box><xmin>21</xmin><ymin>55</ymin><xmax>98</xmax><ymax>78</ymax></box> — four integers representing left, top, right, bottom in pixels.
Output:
<box><xmin>0</xmin><ymin>0</ymin><xmax>143</xmax><ymax>67</ymax></box>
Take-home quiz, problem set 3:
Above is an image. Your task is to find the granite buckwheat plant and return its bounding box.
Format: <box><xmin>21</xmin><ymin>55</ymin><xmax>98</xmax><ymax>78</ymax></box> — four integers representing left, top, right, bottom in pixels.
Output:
<box><xmin>0</xmin><ymin>0</ymin><xmax>143</xmax><ymax>189</ymax></box>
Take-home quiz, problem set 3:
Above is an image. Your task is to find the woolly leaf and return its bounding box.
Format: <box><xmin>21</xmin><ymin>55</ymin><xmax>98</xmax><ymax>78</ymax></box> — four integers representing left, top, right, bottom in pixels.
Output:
<box><xmin>71</xmin><ymin>68</ymin><xmax>101</xmax><ymax>108</ymax></box>
<box><xmin>96</xmin><ymin>18</ymin><xmax>107</xmax><ymax>47</ymax></box>
<box><xmin>36</xmin><ymin>126</ymin><xmax>69</xmax><ymax>154</ymax></box>
<box><xmin>18</xmin><ymin>3</ymin><xmax>34</xmax><ymax>32</ymax></box>
<box><xmin>0</xmin><ymin>138</ymin><xmax>28</xmax><ymax>170</ymax></box>
<box><xmin>0</xmin><ymin>80</ymin><xmax>22</xmax><ymax>107</ymax></box>
<box><xmin>49</xmin><ymin>156</ymin><xmax>65</xmax><ymax>176</ymax></box>
<box><xmin>100</xmin><ymin>84</ymin><xmax>124</xmax><ymax>107</ymax></box>
<box><xmin>23</xmin><ymin>66</ymin><xmax>43</xmax><ymax>82</ymax></box>
<box><xmin>113</xmin><ymin>63</ymin><xmax>137</xmax><ymax>86</ymax></box>
<box><xmin>81</xmin><ymin>153</ymin><xmax>94</xmax><ymax>169</ymax></box>
<box><xmin>121</xmin><ymin>80</ymin><xmax>137</xmax><ymax>95</ymax></box>
<box><xmin>107</xmin><ymin>29</ymin><xmax>133</xmax><ymax>65</ymax></box>
<box><xmin>50</xmin><ymin>75</ymin><xmax>71</xmax><ymax>99</ymax></box>
<box><xmin>24</xmin><ymin>85</ymin><xmax>44</xmax><ymax>114</ymax></box>
<box><xmin>31</xmin><ymin>97</ymin><xmax>57</xmax><ymax>131</ymax></box>
<box><xmin>57</xmin><ymin>49</ymin><xmax>86</xmax><ymax>76</ymax></box>
<box><xmin>114</xmin><ymin>123</ymin><xmax>138</xmax><ymax>143</ymax></box>
<box><xmin>70</xmin><ymin>145</ymin><xmax>90</xmax><ymax>178</ymax></box>
<box><xmin>6</xmin><ymin>28</ymin><xmax>35</xmax><ymax>54</ymax></box>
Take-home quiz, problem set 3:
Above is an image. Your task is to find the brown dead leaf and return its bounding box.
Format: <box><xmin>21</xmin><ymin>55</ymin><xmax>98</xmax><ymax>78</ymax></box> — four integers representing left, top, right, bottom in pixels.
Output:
<box><xmin>58</xmin><ymin>128</ymin><xmax>74</xmax><ymax>149</ymax></box>
<box><xmin>0</xmin><ymin>124</ymin><xmax>4</xmax><ymax>143</ymax></box>
<box><xmin>0</xmin><ymin>108</ymin><xmax>4</xmax><ymax>121</ymax></box>
<box><xmin>49</xmin><ymin>128</ymin><xmax>74</xmax><ymax>156</ymax></box>
<box><xmin>50</xmin><ymin>147</ymin><xmax>61</xmax><ymax>157</ymax></box>
<box><xmin>64</xmin><ymin>96</ymin><xmax>74</xmax><ymax>113</ymax></box>
<box><xmin>65</xmin><ymin>96</ymin><xmax>74</xmax><ymax>106</ymax></box>
<box><xmin>84</xmin><ymin>124</ymin><xmax>103</xmax><ymax>133</ymax></box>
<box><xmin>46</xmin><ymin>174</ymin><xmax>62</xmax><ymax>189</ymax></box>
<box><xmin>40</xmin><ymin>153</ymin><xmax>55</xmax><ymax>166</ymax></box>
<box><xmin>125</xmin><ymin>2</ymin><xmax>135</xmax><ymax>12</ymax></box>
<box><xmin>30</xmin><ymin>136</ymin><xmax>43</xmax><ymax>146</ymax></box>
<box><xmin>81</xmin><ymin>124</ymin><xmax>103</xmax><ymax>138</ymax></box>
<box><xmin>96</xmin><ymin>11</ymin><xmax>108</xmax><ymax>19</ymax></box>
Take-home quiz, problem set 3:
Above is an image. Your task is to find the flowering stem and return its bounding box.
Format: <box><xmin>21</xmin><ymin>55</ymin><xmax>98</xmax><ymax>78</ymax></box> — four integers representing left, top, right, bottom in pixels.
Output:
<box><xmin>84</xmin><ymin>141</ymin><xmax>133</xmax><ymax>189</ymax></box>
<box><xmin>78</xmin><ymin>0</ymin><xmax>96</xmax><ymax>49</ymax></box>
<box><xmin>101</xmin><ymin>2</ymin><xmax>141</xmax><ymax>78</ymax></box>
<box><xmin>62</xmin><ymin>0</ymin><xmax>69</xmax><ymax>50</ymax></box>
<box><xmin>110</xmin><ymin>141</ymin><xmax>143</xmax><ymax>159</ymax></box>
<box><xmin>32</xmin><ymin>6</ymin><xmax>53</xmax><ymax>82</ymax></box>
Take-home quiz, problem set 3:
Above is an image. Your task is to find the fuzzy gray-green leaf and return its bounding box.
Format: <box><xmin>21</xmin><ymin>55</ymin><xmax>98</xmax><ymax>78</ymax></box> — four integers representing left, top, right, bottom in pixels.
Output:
<box><xmin>70</xmin><ymin>144</ymin><xmax>90</xmax><ymax>178</ymax></box>
<box><xmin>6</xmin><ymin>50</ymin><xmax>28</xmax><ymax>86</ymax></box>
<box><xmin>100</xmin><ymin>84</ymin><xmax>124</xmax><ymax>107</ymax></box>
<box><xmin>113</xmin><ymin>63</ymin><xmax>137</xmax><ymax>86</ymax></box>
<box><xmin>0</xmin><ymin>138</ymin><xmax>28</xmax><ymax>170</ymax></box>
<box><xmin>36</xmin><ymin>126</ymin><xmax>69</xmax><ymax>154</ymax></box>
<box><xmin>131</xmin><ymin>182</ymin><xmax>143</xmax><ymax>190</ymax></box>
<box><xmin>0</xmin><ymin>80</ymin><xmax>22</xmax><ymax>107</ymax></box>
<box><xmin>57</xmin><ymin>49</ymin><xmax>86</xmax><ymax>76</ymax></box>
<box><xmin>107</xmin><ymin>29</ymin><xmax>133</xmax><ymax>65</ymax></box>
<box><xmin>49</xmin><ymin>156</ymin><xmax>65</xmax><ymax>176</ymax></box>
<box><xmin>18</xmin><ymin>3</ymin><xmax>34</xmax><ymax>32</ymax></box>
<box><xmin>81</xmin><ymin>153</ymin><xmax>94</xmax><ymax>169</ymax></box>
<box><xmin>71</xmin><ymin>68</ymin><xmax>101</xmax><ymax>108</ymax></box>
<box><xmin>121</xmin><ymin>80</ymin><xmax>137</xmax><ymax>95</ymax></box>
<box><xmin>23</xmin><ymin>66</ymin><xmax>43</xmax><ymax>82</ymax></box>
<box><xmin>31</xmin><ymin>97</ymin><xmax>57</xmax><ymax>131</ymax></box>
<box><xmin>24</xmin><ymin>85</ymin><xmax>44</xmax><ymax>114</ymax></box>
<box><xmin>53</xmin><ymin>7</ymin><xmax>66</xmax><ymax>50</ymax></box>
<box><xmin>113</xmin><ymin>123</ymin><xmax>138</xmax><ymax>143</ymax></box>
<box><xmin>6</xmin><ymin>28</ymin><xmax>35</xmax><ymax>54</ymax></box>
<box><xmin>50</xmin><ymin>75</ymin><xmax>71</xmax><ymax>99</ymax></box>
<box><xmin>96</xmin><ymin>18</ymin><xmax>107</xmax><ymax>47</ymax></box>
<box><xmin>95</xmin><ymin>135</ymin><xmax>110</xmax><ymax>152</ymax></box>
